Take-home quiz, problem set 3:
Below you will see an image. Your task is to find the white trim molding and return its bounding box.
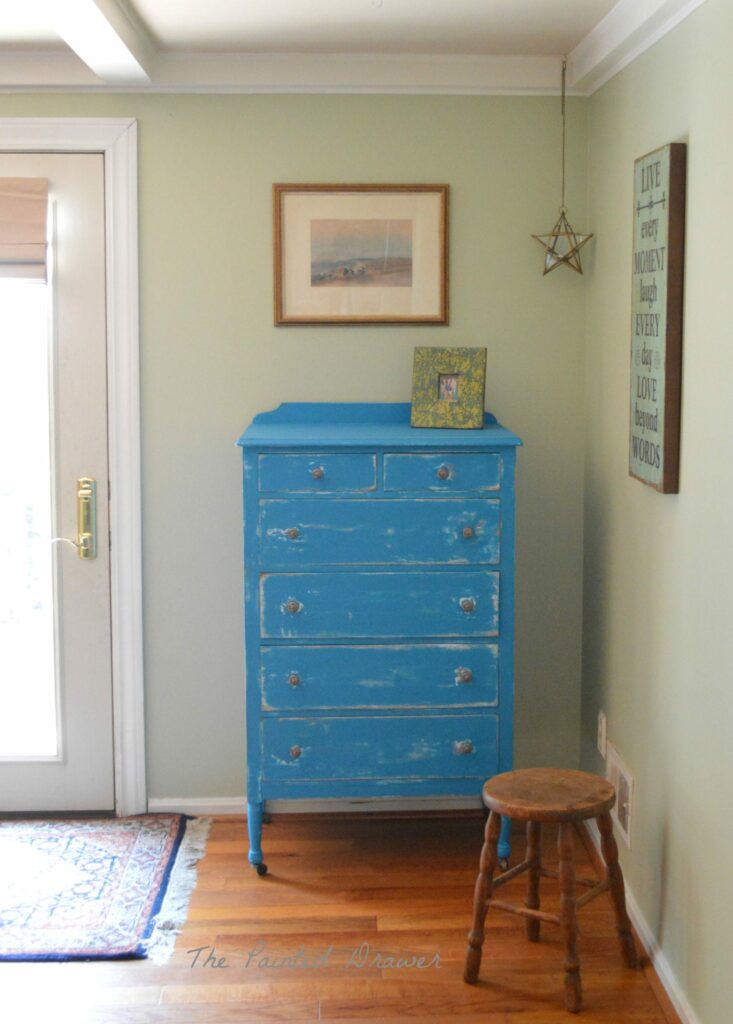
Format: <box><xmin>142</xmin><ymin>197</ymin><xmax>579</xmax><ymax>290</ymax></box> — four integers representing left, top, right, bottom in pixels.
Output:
<box><xmin>0</xmin><ymin>51</ymin><xmax>564</xmax><ymax>96</ymax></box>
<box><xmin>584</xmin><ymin>820</ymin><xmax>702</xmax><ymax>1024</ymax></box>
<box><xmin>148</xmin><ymin>796</ymin><xmax>482</xmax><ymax>816</ymax></box>
<box><xmin>568</xmin><ymin>0</ymin><xmax>709</xmax><ymax>94</ymax></box>
<box><xmin>0</xmin><ymin>118</ymin><xmax>145</xmax><ymax>816</ymax></box>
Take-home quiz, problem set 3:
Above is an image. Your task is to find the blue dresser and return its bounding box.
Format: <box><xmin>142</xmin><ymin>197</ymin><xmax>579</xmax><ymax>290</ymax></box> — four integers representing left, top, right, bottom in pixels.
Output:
<box><xmin>237</xmin><ymin>403</ymin><xmax>521</xmax><ymax>874</ymax></box>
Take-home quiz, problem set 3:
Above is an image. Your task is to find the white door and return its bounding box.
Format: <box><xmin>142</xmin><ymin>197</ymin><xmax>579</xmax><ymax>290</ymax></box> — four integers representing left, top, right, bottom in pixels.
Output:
<box><xmin>0</xmin><ymin>153</ymin><xmax>114</xmax><ymax>811</ymax></box>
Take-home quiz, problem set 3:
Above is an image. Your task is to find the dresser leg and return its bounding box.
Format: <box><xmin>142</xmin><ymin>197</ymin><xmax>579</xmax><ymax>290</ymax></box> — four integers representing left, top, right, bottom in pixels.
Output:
<box><xmin>247</xmin><ymin>801</ymin><xmax>267</xmax><ymax>876</ymax></box>
<box><xmin>498</xmin><ymin>814</ymin><xmax>512</xmax><ymax>866</ymax></box>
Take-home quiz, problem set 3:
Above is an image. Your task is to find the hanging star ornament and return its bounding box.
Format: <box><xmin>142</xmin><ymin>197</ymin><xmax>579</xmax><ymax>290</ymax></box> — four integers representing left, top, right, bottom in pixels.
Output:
<box><xmin>533</xmin><ymin>58</ymin><xmax>594</xmax><ymax>274</ymax></box>
<box><xmin>533</xmin><ymin>208</ymin><xmax>593</xmax><ymax>275</ymax></box>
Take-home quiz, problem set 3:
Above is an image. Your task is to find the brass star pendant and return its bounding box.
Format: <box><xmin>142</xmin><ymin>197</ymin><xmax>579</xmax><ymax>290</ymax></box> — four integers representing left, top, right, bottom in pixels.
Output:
<box><xmin>532</xmin><ymin>209</ymin><xmax>593</xmax><ymax>275</ymax></box>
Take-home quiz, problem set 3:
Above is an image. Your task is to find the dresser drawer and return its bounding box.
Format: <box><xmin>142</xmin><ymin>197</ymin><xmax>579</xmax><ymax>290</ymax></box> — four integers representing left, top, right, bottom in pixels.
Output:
<box><xmin>384</xmin><ymin>453</ymin><xmax>502</xmax><ymax>492</ymax></box>
<box><xmin>261</xmin><ymin>714</ymin><xmax>498</xmax><ymax>781</ymax></box>
<box><xmin>259</xmin><ymin>498</ymin><xmax>500</xmax><ymax>566</ymax></box>
<box><xmin>261</xmin><ymin>643</ymin><xmax>498</xmax><ymax>710</ymax></box>
<box><xmin>260</xmin><ymin>570</ymin><xmax>499</xmax><ymax>639</ymax></box>
<box><xmin>259</xmin><ymin>453</ymin><xmax>376</xmax><ymax>493</ymax></box>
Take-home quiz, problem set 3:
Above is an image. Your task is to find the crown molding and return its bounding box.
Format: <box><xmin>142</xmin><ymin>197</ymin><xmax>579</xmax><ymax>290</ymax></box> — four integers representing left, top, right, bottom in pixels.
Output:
<box><xmin>0</xmin><ymin>51</ymin><xmax>563</xmax><ymax>95</ymax></box>
<box><xmin>567</xmin><ymin>0</ymin><xmax>709</xmax><ymax>95</ymax></box>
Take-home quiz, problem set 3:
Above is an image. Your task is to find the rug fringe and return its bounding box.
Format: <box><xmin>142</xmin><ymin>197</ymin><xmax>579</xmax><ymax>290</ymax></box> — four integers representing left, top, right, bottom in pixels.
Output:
<box><xmin>143</xmin><ymin>816</ymin><xmax>212</xmax><ymax>964</ymax></box>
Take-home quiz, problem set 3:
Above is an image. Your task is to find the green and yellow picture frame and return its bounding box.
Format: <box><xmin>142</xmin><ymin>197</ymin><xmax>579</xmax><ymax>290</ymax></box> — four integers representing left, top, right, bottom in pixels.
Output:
<box><xmin>410</xmin><ymin>346</ymin><xmax>487</xmax><ymax>429</ymax></box>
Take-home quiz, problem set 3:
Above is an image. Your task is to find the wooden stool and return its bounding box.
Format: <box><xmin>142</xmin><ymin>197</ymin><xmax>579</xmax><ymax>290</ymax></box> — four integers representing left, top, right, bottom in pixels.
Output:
<box><xmin>464</xmin><ymin>768</ymin><xmax>638</xmax><ymax>1013</ymax></box>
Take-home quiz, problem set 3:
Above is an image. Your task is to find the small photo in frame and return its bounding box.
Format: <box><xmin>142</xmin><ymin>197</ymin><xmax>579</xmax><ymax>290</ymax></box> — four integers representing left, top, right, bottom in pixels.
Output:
<box><xmin>411</xmin><ymin>347</ymin><xmax>487</xmax><ymax>429</ymax></box>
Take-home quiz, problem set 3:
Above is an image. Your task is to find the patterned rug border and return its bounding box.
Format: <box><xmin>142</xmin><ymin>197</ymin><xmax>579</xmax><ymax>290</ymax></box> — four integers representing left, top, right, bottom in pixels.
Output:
<box><xmin>0</xmin><ymin>814</ymin><xmax>212</xmax><ymax>963</ymax></box>
<box><xmin>143</xmin><ymin>815</ymin><xmax>212</xmax><ymax>964</ymax></box>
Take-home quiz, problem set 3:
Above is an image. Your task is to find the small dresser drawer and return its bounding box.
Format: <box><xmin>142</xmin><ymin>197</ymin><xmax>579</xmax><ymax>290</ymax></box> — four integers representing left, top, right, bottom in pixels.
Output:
<box><xmin>259</xmin><ymin>453</ymin><xmax>376</xmax><ymax>493</ymax></box>
<box><xmin>261</xmin><ymin>643</ymin><xmax>499</xmax><ymax>710</ymax></box>
<box><xmin>261</xmin><ymin>714</ymin><xmax>498</xmax><ymax>781</ymax></box>
<box><xmin>259</xmin><ymin>498</ymin><xmax>500</xmax><ymax>566</ymax></box>
<box><xmin>260</xmin><ymin>570</ymin><xmax>499</xmax><ymax>639</ymax></box>
<box><xmin>384</xmin><ymin>453</ymin><xmax>502</xmax><ymax>492</ymax></box>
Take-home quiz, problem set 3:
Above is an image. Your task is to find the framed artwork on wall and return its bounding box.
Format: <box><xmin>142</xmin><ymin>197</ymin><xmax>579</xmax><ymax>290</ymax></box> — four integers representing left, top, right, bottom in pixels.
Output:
<box><xmin>410</xmin><ymin>346</ymin><xmax>487</xmax><ymax>429</ymax></box>
<box><xmin>273</xmin><ymin>184</ymin><xmax>448</xmax><ymax>325</ymax></box>
<box><xmin>629</xmin><ymin>142</ymin><xmax>686</xmax><ymax>492</ymax></box>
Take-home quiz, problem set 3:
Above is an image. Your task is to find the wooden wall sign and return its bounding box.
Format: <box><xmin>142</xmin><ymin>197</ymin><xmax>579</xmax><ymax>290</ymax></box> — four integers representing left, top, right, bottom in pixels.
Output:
<box><xmin>629</xmin><ymin>142</ymin><xmax>686</xmax><ymax>492</ymax></box>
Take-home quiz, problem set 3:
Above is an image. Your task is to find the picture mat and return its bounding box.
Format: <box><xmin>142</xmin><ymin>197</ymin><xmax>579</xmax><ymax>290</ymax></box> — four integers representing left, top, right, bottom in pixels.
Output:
<box><xmin>281</xmin><ymin>191</ymin><xmax>443</xmax><ymax>319</ymax></box>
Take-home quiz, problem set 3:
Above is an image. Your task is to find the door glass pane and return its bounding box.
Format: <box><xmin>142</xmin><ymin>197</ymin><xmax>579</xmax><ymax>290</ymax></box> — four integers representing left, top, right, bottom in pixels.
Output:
<box><xmin>0</xmin><ymin>278</ymin><xmax>58</xmax><ymax>757</ymax></box>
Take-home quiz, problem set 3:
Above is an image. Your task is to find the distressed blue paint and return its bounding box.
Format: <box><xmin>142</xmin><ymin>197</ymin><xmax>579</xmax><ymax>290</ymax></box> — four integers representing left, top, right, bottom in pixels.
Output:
<box><xmin>259</xmin><ymin>452</ymin><xmax>377</xmax><ymax>493</ymax></box>
<box><xmin>384</xmin><ymin>453</ymin><xmax>502</xmax><ymax>492</ymax></box>
<box><xmin>261</xmin><ymin>570</ymin><xmax>499</xmax><ymax>639</ymax></box>
<box><xmin>258</xmin><ymin>498</ymin><xmax>500</xmax><ymax>566</ymax></box>
<box><xmin>261</xmin><ymin>643</ymin><xmax>499</xmax><ymax>710</ymax></box>
<box><xmin>262</xmin><ymin>714</ymin><xmax>498</xmax><ymax>781</ymax></box>
<box><xmin>237</xmin><ymin>403</ymin><xmax>521</xmax><ymax>870</ymax></box>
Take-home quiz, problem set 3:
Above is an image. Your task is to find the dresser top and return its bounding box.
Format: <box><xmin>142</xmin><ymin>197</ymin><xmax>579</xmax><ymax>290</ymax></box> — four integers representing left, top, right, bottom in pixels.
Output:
<box><xmin>237</xmin><ymin>403</ymin><xmax>521</xmax><ymax>449</ymax></box>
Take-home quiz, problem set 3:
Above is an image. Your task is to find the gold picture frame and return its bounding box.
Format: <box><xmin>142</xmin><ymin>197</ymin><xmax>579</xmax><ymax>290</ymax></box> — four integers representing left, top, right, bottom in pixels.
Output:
<box><xmin>410</xmin><ymin>346</ymin><xmax>487</xmax><ymax>429</ymax></box>
<box><xmin>273</xmin><ymin>184</ymin><xmax>448</xmax><ymax>325</ymax></box>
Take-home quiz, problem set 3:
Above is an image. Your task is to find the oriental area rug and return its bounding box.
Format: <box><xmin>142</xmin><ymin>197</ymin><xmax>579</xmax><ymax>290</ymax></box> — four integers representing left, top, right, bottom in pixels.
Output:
<box><xmin>0</xmin><ymin>814</ymin><xmax>210</xmax><ymax>962</ymax></box>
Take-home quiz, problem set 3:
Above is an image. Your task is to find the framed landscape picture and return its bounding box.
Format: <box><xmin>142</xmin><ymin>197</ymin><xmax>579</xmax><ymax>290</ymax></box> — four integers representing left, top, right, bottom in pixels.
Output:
<box><xmin>273</xmin><ymin>184</ymin><xmax>448</xmax><ymax>325</ymax></box>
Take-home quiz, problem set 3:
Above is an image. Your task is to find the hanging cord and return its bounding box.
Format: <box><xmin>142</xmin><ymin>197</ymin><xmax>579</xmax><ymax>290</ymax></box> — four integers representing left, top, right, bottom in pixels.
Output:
<box><xmin>561</xmin><ymin>57</ymin><xmax>567</xmax><ymax>214</ymax></box>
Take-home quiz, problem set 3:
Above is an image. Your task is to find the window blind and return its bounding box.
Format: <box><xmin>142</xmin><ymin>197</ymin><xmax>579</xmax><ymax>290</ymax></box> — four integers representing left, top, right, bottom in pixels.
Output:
<box><xmin>0</xmin><ymin>178</ymin><xmax>49</xmax><ymax>280</ymax></box>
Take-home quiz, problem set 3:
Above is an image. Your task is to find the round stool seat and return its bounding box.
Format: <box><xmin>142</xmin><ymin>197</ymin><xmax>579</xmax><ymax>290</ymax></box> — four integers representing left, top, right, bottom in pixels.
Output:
<box><xmin>482</xmin><ymin>768</ymin><xmax>615</xmax><ymax>823</ymax></box>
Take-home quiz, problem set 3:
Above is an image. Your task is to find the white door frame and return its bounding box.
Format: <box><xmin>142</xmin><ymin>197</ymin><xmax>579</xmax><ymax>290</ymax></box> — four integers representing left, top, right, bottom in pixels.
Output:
<box><xmin>0</xmin><ymin>118</ymin><xmax>145</xmax><ymax>815</ymax></box>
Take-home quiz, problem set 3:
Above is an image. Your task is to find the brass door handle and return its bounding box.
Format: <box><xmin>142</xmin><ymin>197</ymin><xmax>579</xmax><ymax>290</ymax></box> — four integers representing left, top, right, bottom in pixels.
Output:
<box><xmin>77</xmin><ymin>478</ymin><xmax>97</xmax><ymax>559</ymax></box>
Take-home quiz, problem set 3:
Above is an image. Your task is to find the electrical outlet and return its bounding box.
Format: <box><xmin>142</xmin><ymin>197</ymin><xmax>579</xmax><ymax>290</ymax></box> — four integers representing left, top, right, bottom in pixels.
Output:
<box><xmin>597</xmin><ymin>709</ymin><xmax>607</xmax><ymax>758</ymax></box>
<box><xmin>606</xmin><ymin>742</ymin><xmax>633</xmax><ymax>848</ymax></box>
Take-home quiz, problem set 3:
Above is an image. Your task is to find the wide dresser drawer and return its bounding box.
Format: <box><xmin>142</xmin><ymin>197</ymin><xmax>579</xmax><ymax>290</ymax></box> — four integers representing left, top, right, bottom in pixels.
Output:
<box><xmin>261</xmin><ymin>643</ymin><xmax>499</xmax><ymax>710</ymax></box>
<box><xmin>258</xmin><ymin>498</ymin><xmax>500</xmax><ymax>566</ymax></box>
<box><xmin>261</xmin><ymin>714</ymin><xmax>498</xmax><ymax>781</ymax></box>
<box><xmin>260</xmin><ymin>570</ymin><xmax>499</xmax><ymax>639</ymax></box>
<box><xmin>384</xmin><ymin>453</ymin><xmax>502</xmax><ymax>492</ymax></box>
<box><xmin>259</xmin><ymin>453</ymin><xmax>376</xmax><ymax>493</ymax></box>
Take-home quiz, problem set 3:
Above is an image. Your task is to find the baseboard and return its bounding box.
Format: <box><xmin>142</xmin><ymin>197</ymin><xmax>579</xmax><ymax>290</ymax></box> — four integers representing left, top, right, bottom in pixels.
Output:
<box><xmin>582</xmin><ymin>820</ymin><xmax>701</xmax><ymax>1024</ymax></box>
<box><xmin>147</xmin><ymin>795</ymin><xmax>483</xmax><ymax>816</ymax></box>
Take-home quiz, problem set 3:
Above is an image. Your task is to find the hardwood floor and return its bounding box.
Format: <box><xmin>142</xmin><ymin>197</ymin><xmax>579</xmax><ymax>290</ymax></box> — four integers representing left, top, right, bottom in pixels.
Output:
<box><xmin>1</xmin><ymin>814</ymin><xmax>681</xmax><ymax>1023</ymax></box>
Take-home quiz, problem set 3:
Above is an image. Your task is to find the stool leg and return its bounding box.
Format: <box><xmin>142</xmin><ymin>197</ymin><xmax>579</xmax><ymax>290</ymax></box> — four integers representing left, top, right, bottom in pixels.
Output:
<box><xmin>597</xmin><ymin>811</ymin><xmax>638</xmax><ymax>968</ymax></box>
<box><xmin>558</xmin><ymin>821</ymin><xmax>582</xmax><ymax>1013</ymax></box>
<box><xmin>525</xmin><ymin>820</ymin><xmax>542</xmax><ymax>941</ymax></box>
<box><xmin>464</xmin><ymin>809</ymin><xmax>501</xmax><ymax>984</ymax></box>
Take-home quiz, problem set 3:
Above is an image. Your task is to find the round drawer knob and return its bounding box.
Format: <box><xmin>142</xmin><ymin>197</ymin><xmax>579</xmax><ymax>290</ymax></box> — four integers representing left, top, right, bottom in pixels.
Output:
<box><xmin>436</xmin><ymin>465</ymin><xmax>450</xmax><ymax>480</ymax></box>
<box><xmin>285</xmin><ymin>599</ymin><xmax>302</xmax><ymax>615</ymax></box>
<box><xmin>290</xmin><ymin>745</ymin><xmax>302</xmax><ymax>760</ymax></box>
<box><xmin>288</xmin><ymin>673</ymin><xmax>301</xmax><ymax>687</ymax></box>
<box><xmin>454</xmin><ymin>739</ymin><xmax>474</xmax><ymax>755</ymax></box>
<box><xmin>462</xmin><ymin>526</ymin><xmax>475</xmax><ymax>539</ymax></box>
<box><xmin>311</xmin><ymin>466</ymin><xmax>325</xmax><ymax>480</ymax></box>
<box><xmin>458</xmin><ymin>668</ymin><xmax>473</xmax><ymax>683</ymax></box>
<box><xmin>460</xmin><ymin>597</ymin><xmax>476</xmax><ymax>614</ymax></box>
<box><xmin>285</xmin><ymin>527</ymin><xmax>300</xmax><ymax>540</ymax></box>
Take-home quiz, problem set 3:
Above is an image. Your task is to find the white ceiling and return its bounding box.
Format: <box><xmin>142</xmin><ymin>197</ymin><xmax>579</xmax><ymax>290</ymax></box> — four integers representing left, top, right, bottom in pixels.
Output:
<box><xmin>0</xmin><ymin>0</ymin><xmax>707</xmax><ymax>94</ymax></box>
<box><xmin>130</xmin><ymin>0</ymin><xmax>618</xmax><ymax>56</ymax></box>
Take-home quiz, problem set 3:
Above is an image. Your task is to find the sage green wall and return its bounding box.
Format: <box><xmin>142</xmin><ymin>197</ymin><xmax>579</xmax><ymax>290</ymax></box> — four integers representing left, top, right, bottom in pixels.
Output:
<box><xmin>0</xmin><ymin>92</ymin><xmax>587</xmax><ymax>798</ymax></box>
<box><xmin>582</xmin><ymin>1</ymin><xmax>733</xmax><ymax>1020</ymax></box>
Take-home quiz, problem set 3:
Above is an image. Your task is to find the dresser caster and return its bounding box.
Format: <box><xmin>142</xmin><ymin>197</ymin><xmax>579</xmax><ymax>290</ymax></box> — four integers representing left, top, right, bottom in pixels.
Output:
<box><xmin>255</xmin><ymin>862</ymin><xmax>268</xmax><ymax>876</ymax></box>
<box><xmin>499</xmin><ymin>857</ymin><xmax>509</xmax><ymax>873</ymax></box>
